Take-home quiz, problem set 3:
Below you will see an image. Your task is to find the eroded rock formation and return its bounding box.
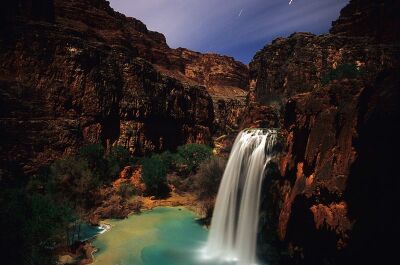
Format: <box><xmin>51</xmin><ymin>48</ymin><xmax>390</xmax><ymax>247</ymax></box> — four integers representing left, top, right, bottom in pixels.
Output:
<box><xmin>252</xmin><ymin>0</ymin><xmax>400</xmax><ymax>264</ymax></box>
<box><xmin>0</xmin><ymin>0</ymin><xmax>249</xmax><ymax>175</ymax></box>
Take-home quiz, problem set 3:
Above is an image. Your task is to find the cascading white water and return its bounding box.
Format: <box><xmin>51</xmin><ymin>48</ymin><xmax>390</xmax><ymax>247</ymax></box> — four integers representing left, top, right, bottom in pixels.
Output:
<box><xmin>202</xmin><ymin>129</ymin><xmax>277</xmax><ymax>265</ymax></box>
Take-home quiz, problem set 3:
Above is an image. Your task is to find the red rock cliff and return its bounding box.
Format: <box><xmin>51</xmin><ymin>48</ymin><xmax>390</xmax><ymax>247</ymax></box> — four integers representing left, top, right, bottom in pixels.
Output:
<box><xmin>251</xmin><ymin>0</ymin><xmax>400</xmax><ymax>264</ymax></box>
<box><xmin>0</xmin><ymin>0</ymin><xmax>249</xmax><ymax>174</ymax></box>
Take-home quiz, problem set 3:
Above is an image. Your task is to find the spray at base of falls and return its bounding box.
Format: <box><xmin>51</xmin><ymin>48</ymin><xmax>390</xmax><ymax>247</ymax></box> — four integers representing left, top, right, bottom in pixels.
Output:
<box><xmin>202</xmin><ymin>129</ymin><xmax>278</xmax><ymax>265</ymax></box>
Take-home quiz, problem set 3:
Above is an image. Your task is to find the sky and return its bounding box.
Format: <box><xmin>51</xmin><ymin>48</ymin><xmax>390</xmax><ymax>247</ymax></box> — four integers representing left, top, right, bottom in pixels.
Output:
<box><xmin>108</xmin><ymin>0</ymin><xmax>349</xmax><ymax>64</ymax></box>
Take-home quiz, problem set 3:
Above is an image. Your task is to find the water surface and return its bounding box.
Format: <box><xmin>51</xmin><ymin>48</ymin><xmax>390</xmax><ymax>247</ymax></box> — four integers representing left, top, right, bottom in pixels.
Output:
<box><xmin>92</xmin><ymin>207</ymin><xmax>219</xmax><ymax>265</ymax></box>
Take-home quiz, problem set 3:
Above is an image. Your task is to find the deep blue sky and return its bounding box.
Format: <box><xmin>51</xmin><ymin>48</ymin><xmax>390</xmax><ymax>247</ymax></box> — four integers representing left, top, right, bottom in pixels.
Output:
<box><xmin>109</xmin><ymin>0</ymin><xmax>349</xmax><ymax>64</ymax></box>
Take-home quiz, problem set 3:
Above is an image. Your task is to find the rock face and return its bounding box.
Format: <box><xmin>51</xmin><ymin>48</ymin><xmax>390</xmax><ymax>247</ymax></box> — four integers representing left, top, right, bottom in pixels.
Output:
<box><xmin>1</xmin><ymin>0</ymin><xmax>399</xmax><ymax>264</ymax></box>
<box><xmin>0</xmin><ymin>0</ymin><xmax>249</xmax><ymax>175</ymax></box>
<box><xmin>173</xmin><ymin>48</ymin><xmax>249</xmax><ymax>135</ymax></box>
<box><xmin>250</xmin><ymin>32</ymin><xmax>399</xmax><ymax>104</ymax></box>
<box><xmin>252</xmin><ymin>0</ymin><xmax>400</xmax><ymax>264</ymax></box>
<box><xmin>330</xmin><ymin>0</ymin><xmax>400</xmax><ymax>43</ymax></box>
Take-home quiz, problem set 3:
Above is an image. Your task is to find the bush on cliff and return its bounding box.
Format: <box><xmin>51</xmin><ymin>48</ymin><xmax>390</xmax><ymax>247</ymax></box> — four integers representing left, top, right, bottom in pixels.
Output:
<box><xmin>141</xmin><ymin>155</ymin><xmax>170</xmax><ymax>197</ymax></box>
<box><xmin>174</xmin><ymin>144</ymin><xmax>213</xmax><ymax>176</ymax></box>
<box><xmin>321</xmin><ymin>63</ymin><xmax>363</xmax><ymax>85</ymax></box>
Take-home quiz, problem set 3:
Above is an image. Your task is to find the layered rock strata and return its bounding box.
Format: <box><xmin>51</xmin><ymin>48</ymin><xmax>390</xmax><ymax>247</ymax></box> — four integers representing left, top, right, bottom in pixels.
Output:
<box><xmin>252</xmin><ymin>0</ymin><xmax>400</xmax><ymax>264</ymax></box>
<box><xmin>0</xmin><ymin>0</ymin><xmax>249</xmax><ymax>175</ymax></box>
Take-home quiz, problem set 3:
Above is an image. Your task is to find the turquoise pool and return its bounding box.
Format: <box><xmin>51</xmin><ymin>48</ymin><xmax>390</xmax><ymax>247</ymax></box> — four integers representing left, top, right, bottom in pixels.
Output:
<box><xmin>91</xmin><ymin>207</ymin><xmax>220</xmax><ymax>265</ymax></box>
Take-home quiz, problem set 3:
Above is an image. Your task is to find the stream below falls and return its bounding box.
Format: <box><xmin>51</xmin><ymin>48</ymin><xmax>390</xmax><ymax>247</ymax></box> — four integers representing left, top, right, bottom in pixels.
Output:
<box><xmin>91</xmin><ymin>206</ymin><xmax>241</xmax><ymax>265</ymax></box>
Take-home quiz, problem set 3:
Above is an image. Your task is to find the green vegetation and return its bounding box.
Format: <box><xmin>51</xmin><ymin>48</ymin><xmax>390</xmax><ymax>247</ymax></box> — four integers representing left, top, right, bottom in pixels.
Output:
<box><xmin>1</xmin><ymin>144</ymin><xmax>135</xmax><ymax>264</ymax></box>
<box><xmin>139</xmin><ymin>143</ymin><xmax>213</xmax><ymax>196</ymax></box>
<box><xmin>157</xmin><ymin>150</ymin><xmax>175</xmax><ymax>171</ymax></box>
<box><xmin>107</xmin><ymin>145</ymin><xmax>136</xmax><ymax>178</ymax></box>
<box><xmin>141</xmin><ymin>155</ymin><xmax>169</xmax><ymax>197</ymax></box>
<box><xmin>0</xmin><ymin>142</ymin><xmax>216</xmax><ymax>264</ymax></box>
<box><xmin>0</xmin><ymin>189</ymin><xmax>75</xmax><ymax>265</ymax></box>
<box><xmin>47</xmin><ymin>144</ymin><xmax>134</xmax><ymax>208</ymax></box>
<box><xmin>50</xmin><ymin>157</ymin><xmax>100</xmax><ymax>208</ymax></box>
<box><xmin>174</xmin><ymin>144</ymin><xmax>213</xmax><ymax>176</ymax></box>
<box><xmin>321</xmin><ymin>63</ymin><xmax>363</xmax><ymax>85</ymax></box>
<box><xmin>77</xmin><ymin>143</ymin><xmax>107</xmax><ymax>180</ymax></box>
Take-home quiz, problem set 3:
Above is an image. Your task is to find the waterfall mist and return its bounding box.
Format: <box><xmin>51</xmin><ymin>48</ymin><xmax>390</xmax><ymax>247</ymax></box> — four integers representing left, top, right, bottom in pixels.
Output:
<box><xmin>202</xmin><ymin>129</ymin><xmax>278</xmax><ymax>265</ymax></box>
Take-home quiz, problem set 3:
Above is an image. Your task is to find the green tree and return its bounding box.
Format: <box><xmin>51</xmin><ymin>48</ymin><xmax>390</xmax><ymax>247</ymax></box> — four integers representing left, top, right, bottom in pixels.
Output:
<box><xmin>107</xmin><ymin>145</ymin><xmax>134</xmax><ymax>178</ymax></box>
<box><xmin>50</xmin><ymin>157</ymin><xmax>99</xmax><ymax>208</ymax></box>
<box><xmin>158</xmin><ymin>150</ymin><xmax>175</xmax><ymax>170</ymax></box>
<box><xmin>321</xmin><ymin>63</ymin><xmax>363</xmax><ymax>85</ymax></box>
<box><xmin>175</xmin><ymin>144</ymin><xmax>213</xmax><ymax>176</ymax></box>
<box><xmin>0</xmin><ymin>189</ymin><xmax>74</xmax><ymax>265</ymax></box>
<box><xmin>77</xmin><ymin>144</ymin><xmax>107</xmax><ymax>180</ymax></box>
<box><xmin>25</xmin><ymin>194</ymin><xmax>74</xmax><ymax>264</ymax></box>
<box><xmin>141</xmin><ymin>156</ymin><xmax>169</xmax><ymax>197</ymax></box>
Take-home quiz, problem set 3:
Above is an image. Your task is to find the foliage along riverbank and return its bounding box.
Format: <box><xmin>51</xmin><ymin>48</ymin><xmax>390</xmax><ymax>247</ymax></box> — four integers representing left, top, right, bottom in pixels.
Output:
<box><xmin>1</xmin><ymin>142</ymin><xmax>226</xmax><ymax>265</ymax></box>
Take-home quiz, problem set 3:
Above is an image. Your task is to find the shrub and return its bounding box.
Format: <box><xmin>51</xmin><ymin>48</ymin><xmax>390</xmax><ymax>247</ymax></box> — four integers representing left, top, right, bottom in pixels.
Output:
<box><xmin>321</xmin><ymin>63</ymin><xmax>363</xmax><ymax>85</ymax></box>
<box><xmin>141</xmin><ymin>156</ymin><xmax>170</xmax><ymax>197</ymax></box>
<box><xmin>194</xmin><ymin>156</ymin><xmax>226</xmax><ymax>199</ymax></box>
<box><xmin>27</xmin><ymin>193</ymin><xmax>73</xmax><ymax>243</ymax></box>
<box><xmin>77</xmin><ymin>144</ymin><xmax>105</xmax><ymax>165</ymax></box>
<box><xmin>50</xmin><ymin>157</ymin><xmax>100</xmax><ymax>208</ymax></box>
<box><xmin>175</xmin><ymin>144</ymin><xmax>213</xmax><ymax>176</ymax></box>
<box><xmin>77</xmin><ymin>144</ymin><xmax>108</xmax><ymax>180</ymax></box>
<box><xmin>158</xmin><ymin>150</ymin><xmax>175</xmax><ymax>170</ymax></box>
<box><xmin>107</xmin><ymin>145</ymin><xmax>135</xmax><ymax>178</ymax></box>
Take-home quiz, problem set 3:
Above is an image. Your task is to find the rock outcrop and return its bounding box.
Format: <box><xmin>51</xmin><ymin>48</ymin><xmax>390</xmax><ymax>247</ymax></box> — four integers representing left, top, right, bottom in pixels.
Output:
<box><xmin>173</xmin><ymin>48</ymin><xmax>249</xmax><ymax>135</ymax></box>
<box><xmin>252</xmin><ymin>0</ymin><xmax>400</xmax><ymax>264</ymax></box>
<box><xmin>0</xmin><ymin>0</ymin><xmax>249</xmax><ymax>175</ymax></box>
<box><xmin>330</xmin><ymin>0</ymin><xmax>400</xmax><ymax>43</ymax></box>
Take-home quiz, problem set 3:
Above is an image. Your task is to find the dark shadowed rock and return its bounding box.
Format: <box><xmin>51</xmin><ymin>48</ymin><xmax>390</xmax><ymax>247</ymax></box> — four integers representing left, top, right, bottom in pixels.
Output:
<box><xmin>251</xmin><ymin>0</ymin><xmax>400</xmax><ymax>264</ymax></box>
<box><xmin>330</xmin><ymin>0</ymin><xmax>400</xmax><ymax>43</ymax></box>
<box><xmin>0</xmin><ymin>0</ymin><xmax>249</xmax><ymax>175</ymax></box>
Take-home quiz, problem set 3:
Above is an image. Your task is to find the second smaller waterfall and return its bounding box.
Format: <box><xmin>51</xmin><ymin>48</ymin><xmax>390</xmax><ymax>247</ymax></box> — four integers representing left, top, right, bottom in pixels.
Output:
<box><xmin>202</xmin><ymin>129</ymin><xmax>278</xmax><ymax>265</ymax></box>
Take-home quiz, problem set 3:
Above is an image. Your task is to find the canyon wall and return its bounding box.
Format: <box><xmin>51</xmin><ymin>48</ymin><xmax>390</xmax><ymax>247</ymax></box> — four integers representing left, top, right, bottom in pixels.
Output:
<box><xmin>0</xmin><ymin>0</ymin><xmax>248</xmax><ymax>176</ymax></box>
<box><xmin>1</xmin><ymin>0</ymin><xmax>399</xmax><ymax>264</ymax></box>
<box><xmin>252</xmin><ymin>0</ymin><xmax>400</xmax><ymax>264</ymax></box>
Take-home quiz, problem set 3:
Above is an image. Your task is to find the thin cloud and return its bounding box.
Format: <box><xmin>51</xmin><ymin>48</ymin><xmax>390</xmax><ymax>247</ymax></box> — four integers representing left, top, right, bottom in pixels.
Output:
<box><xmin>109</xmin><ymin>0</ymin><xmax>349</xmax><ymax>63</ymax></box>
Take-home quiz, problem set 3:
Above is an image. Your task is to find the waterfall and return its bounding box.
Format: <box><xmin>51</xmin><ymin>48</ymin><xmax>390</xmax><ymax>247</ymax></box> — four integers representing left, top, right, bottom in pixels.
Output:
<box><xmin>202</xmin><ymin>129</ymin><xmax>277</xmax><ymax>265</ymax></box>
